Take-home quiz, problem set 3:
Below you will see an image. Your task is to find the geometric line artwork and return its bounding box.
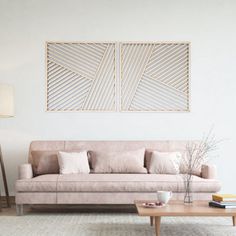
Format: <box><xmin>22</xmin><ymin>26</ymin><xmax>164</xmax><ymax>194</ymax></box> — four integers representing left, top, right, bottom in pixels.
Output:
<box><xmin>46</xmin><ymin>41</ymin><xmax>190</xmax><ymax>112</ymax></box>
<box><xmin>46</xmin><ymin>42</ymin><xmax>116</xmax><ymax>111</ymax></box>
<box><xmin>120</xmin><ymin>42</ymin><xmax>190</xmax><ymax>112</ymax></box>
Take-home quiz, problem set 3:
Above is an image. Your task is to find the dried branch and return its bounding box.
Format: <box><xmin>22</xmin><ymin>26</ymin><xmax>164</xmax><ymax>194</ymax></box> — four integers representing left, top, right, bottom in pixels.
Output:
<box><xmin>184</xmin><ymin>129</ymin><xmax>221</xmax><ymax>176</ymax></box>
<box><xmin>182</xmin><ymin>129</ymin><xmax>222</xmax><ymax>203</ymax></box>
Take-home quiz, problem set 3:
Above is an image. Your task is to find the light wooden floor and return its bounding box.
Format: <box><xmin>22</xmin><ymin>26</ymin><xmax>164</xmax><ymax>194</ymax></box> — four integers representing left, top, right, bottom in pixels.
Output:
<box><xmin>0</xmin><ymin>197</ymin><xmax>17</xmax><ymax>216</ymax></box>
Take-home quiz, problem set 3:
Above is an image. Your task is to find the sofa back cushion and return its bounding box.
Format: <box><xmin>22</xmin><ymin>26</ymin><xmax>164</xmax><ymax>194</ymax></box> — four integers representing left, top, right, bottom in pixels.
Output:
<box><xmin>29</xmin><ymin>140</ymin><xmax>201</xmax><ymax>176</ymax></box>
<box><xmin>91</xmin><ymin>148</ymin><xmax>147</xmax><ymax>173</ymax></box>
<box><xmin>31</xmin><ymin>151</ymin><xmax>59</xmax><ymax>176</ymax></box>
<box><xmin>31</xmin><ymin>150</ymin><xmax>92</xmax><ymax>176</ymax></box>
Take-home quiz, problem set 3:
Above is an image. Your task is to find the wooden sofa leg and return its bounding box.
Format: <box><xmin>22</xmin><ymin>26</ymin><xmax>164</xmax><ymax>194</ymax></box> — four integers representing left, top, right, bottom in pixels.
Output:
<box><xmin>16</xmin><ymin>204</ymin><xmax>24</xmax><ymax>216</ymax></box>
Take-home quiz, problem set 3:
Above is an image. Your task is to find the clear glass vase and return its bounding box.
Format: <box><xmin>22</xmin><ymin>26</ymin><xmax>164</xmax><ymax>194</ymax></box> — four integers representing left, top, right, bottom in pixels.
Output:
<box><xmin>184</xmin><ymin>177</ymin><xmax>193</xmax><ymax>204</ymax></box>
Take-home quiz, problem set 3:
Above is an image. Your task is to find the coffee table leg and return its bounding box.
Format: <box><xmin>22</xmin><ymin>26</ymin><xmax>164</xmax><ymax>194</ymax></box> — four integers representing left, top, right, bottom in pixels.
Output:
<box><xmin>155</xmin><ymin>216</ymin><xmax>161</xmax><ymax>236</ymax></box>
<box><xmin>150</xmin><ymin>216</ymin><xmax>154</xmax><ymax>226</ymax></box>
<box><xmin>233</xmin><ymin>216</ymin><xmax>236</xmax><ymax>226</ymax></box>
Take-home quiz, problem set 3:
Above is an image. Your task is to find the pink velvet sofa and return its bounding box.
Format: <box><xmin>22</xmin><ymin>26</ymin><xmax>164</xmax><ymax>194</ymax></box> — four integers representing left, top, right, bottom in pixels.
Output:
<box><xmin>15</xmin><ymin>141</ymin><xmax>221</xmax><ymax>215</ymax></box>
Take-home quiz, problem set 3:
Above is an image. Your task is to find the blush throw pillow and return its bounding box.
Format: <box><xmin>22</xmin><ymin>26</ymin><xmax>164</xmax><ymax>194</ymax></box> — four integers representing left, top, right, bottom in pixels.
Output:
<box><xmin>58</xmin><ymin>151</ymin><xmax>90</xmax><ymax>174</ymax></box>
<box><xmin>91</xmin><ymin>148</ymin><xmax>147</xmax><ymax>173</ymax></box>
<box><xmin>31</xmin><ymin>151</ymin><xmax>59</xmax><ymax>176</ymax></box>
<box><xmin>148</xmin><ymin>151</ymin><xmax>181</xmax><ymax>174</ymax></box>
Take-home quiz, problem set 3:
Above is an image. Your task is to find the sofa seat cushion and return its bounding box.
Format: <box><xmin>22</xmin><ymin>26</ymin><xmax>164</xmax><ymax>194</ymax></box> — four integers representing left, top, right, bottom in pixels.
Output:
<box><xmin>16</xmin><ymin>174</ymin><xmax>221</xmax><ymax>193</ymax></box>
<box><xmin>16</xmin><ymin>174</ymin><xmax>58</xmax><ymax>192</ymax></box>
<box><xmin>57</xmin><ymin>174</ymin><xmax>221</xmax><ymax>192</ymax></box>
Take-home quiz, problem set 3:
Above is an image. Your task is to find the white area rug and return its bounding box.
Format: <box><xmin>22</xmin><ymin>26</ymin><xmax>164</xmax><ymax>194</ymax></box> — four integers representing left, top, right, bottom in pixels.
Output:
<box><xmin>0</xmin><ymin>213</ymin><xmax>236</xmax><ymax>236</ymax></box>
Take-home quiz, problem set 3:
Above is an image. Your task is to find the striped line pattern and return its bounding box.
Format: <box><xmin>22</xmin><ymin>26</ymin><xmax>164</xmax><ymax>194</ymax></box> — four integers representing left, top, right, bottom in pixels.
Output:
<box><xmin>46</xmin><ymin>43</ymin><xmax>116</xmax><ymax>111</ymax></box>
<box><xmin>121</xmin><ymin>43</ymin><xmax>190</xmax><ymax>111</ymax></box>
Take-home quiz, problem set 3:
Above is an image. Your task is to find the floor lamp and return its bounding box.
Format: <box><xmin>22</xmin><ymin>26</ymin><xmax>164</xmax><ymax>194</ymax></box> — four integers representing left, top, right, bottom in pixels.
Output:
<box><xmin>0</xmin><ymin>84</ymin><xmax>14</xmax><ymax>208</ymax></box>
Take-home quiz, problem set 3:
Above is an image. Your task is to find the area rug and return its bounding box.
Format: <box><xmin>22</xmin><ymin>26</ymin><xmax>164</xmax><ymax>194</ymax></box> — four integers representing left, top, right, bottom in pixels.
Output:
<box><xmin>0</xmin><ymin>213</ymin><xmax>236</xmax><ymax>236</ymax></box>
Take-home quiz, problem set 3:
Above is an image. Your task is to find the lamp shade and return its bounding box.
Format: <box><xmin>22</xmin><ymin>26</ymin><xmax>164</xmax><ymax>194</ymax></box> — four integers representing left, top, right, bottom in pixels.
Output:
<box><xmin>0</xmin><ymin>84</ymin><xmax>14</xmax><ymax>117</ymax></box>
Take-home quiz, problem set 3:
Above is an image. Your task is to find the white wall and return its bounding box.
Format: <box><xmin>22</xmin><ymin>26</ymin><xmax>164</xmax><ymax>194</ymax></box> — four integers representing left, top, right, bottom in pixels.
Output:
<box><xmin>0</xmin><ymin>0</ymin><xmax>236</xmax><ymax>195</ymax></box>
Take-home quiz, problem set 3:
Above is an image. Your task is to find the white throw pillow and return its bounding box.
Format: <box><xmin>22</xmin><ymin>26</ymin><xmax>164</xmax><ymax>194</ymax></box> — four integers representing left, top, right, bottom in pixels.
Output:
<box><xmin>148</xmin><ymin>151</ymin><xmax>181</xmax><ymax>174</ymax></box>
<box><xmin>58</xmin><ymin>151</ymin><xmax>90</xmax><ymax>174</ymax></box>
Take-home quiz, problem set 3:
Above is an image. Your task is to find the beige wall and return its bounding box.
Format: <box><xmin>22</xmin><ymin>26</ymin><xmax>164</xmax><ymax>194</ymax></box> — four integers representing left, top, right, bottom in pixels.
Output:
<box><xmin>0</xmin><ymin>0</ymin><xmax>236</xmax><ymax>195</ymax></box>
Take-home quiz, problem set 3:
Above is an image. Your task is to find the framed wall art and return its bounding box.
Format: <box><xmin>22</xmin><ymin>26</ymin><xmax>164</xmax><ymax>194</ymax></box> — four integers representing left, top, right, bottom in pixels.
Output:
<box><xmin>120</xmin><ymin>42</ymin><xmax>190</xmax><ymax>112</ymax></box>
<box><xmin>46</xmin><ymin>42</ymin><xmax>116</xmax><ymax>111</ymax></box>
<box><xmin>46</xmin><ymin>41</ymin><xmax>190</xmax><ymax>112</ymax></box>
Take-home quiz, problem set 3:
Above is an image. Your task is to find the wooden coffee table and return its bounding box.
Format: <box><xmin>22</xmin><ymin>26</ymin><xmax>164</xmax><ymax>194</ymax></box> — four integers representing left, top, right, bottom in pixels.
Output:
<box><xmin>135</xmin><ymin>201</ymin><xmax>236</xmax><ymax>236</ymax></box>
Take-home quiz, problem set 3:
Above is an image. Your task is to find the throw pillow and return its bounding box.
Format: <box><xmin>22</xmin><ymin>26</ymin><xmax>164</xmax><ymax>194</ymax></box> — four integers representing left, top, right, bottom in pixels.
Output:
<box><xmin>91</xmin><ymin>148</ymin><xmax>147</xmax><ymax>173</ymax></box>
<box><xmin>58</xmin><ymin>151</ymin><xmax>90</xmax><ymax>174</ymax></box>
<box><xmin>31</xmin><ymin>151</ymin><xmax>59</xmax><ymax>176</ymax></box>
<box><xmin>148</xmin><ymin>151</ymin><xmax>181</xmax><ymax>174</ymax></box>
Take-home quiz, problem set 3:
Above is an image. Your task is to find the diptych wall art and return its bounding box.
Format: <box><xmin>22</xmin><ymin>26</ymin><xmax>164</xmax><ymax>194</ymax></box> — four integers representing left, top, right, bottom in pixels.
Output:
<box><xmin>120</xmin><ymin>43</ymin><xmax>190</xmax><ymax>112</ymax></box>
<box><xmin>46</xmin><ymin>42</ymin><xmax>190</xmax><ymax>112</ymax></box>
<box><xmin>46</xmin><ymin>42</ymin><xmax>116</xmax><ymax>111</ymax></box>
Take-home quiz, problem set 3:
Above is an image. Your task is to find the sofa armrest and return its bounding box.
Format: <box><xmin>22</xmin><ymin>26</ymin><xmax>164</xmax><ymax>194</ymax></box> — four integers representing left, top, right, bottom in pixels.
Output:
<box><xmin>18</xmin><ymin>164</ymin><xmax>33</xmax><ymax>180</ymax></box>
<box><xmin>201</xmin><ymin>164</ymin><xmax>217</xmax><ymax>179</ymax></box>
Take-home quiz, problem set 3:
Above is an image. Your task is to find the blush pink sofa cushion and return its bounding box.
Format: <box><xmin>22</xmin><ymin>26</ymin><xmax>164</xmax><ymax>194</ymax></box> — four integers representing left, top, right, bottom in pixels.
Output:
<box><xmin>31</xmin><ymin>151</ymin><xmax>59</xmax><ymax>175</ymax></box>
<box><xmin>16</xmin><ymin>174</ymin><xmax>58</xmax><ymax>192</ymax></box>
<box><xmin>16</xmin><ymin>173</ymin><xmax>221</xmax><ymax>193</ymax></box>
<box><xmin>91</xmin><ymin>148</ymin><xmax>147</xmax><ymax>173</ymax></box>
